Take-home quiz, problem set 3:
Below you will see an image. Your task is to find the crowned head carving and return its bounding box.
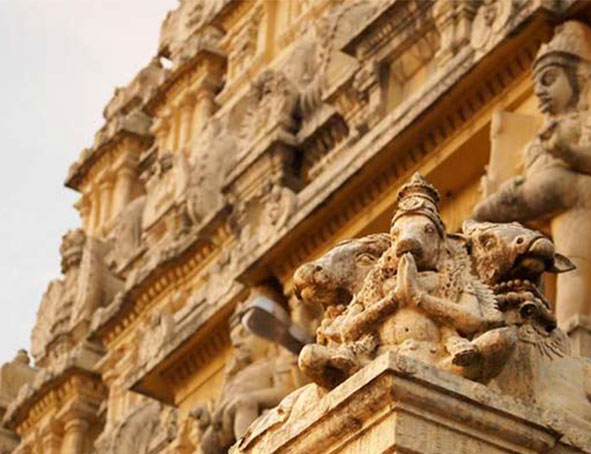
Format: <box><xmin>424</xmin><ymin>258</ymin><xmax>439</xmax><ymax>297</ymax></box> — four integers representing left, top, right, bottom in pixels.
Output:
<box><xmin>59</xmin><ymin>229</ymin><xmax>86</xmax><ymax>274</ymax></box>
<box><xmin>390</xmin><ymin>173</ymin><xmax>445</xmax><ymax>271</ymax></box>
<box><xmin>228</xmin><ymin>303</ymin><xmax>272</xmax><ymax>369</ymax></box>
<box><xmin>533</xmin><ymin>21</ymin><xmax>591</xmax><ymax>116</ymax></box>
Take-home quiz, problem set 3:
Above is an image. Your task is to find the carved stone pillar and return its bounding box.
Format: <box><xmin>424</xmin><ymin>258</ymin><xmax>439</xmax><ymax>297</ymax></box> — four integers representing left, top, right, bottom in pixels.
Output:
<box><xmin>61</xmin><ymin>417</ymin><xmax>88</xmax><ymax>454</ymax></box>
<box><xmin>165</xmin><ymin>111</ymin><xmax>177</xmax><ymax>153</ymax></box>
<box><xmin>151</xmin><ymin>115</ymin><xmax>170</xmax><ymax>153</ymax></box>
<box><xmin>99</xmin><ymin>178</ymin><xmax>115</xmax><ymax>227</ymax></box>
<box><xmin>113</xmin><ymin>165</ymin><xmax>136</xmax><ymax>216</ymax></box>
<box><xmin>177</xmin><ymin>94</ymin><xmax>196</xmax><ymax>150</ymax></box>
<box><xmin>41</xmin><ymin>419</ymin><xmax>62</xmax><ymax>454</ymax></box>
<box><xmin>74</xmin><ymin>195</ymin><xmax>91</xmax><ymax>232</ymax></box>
<box><xmin>89</xmin><ymin>187</ymin><xmax>101</xmax><ymax>234</ymax></box>
<box><xmin>193</xmin><ymin>83</ymin><xmax>217</xmax><ymax>133</ymax></box>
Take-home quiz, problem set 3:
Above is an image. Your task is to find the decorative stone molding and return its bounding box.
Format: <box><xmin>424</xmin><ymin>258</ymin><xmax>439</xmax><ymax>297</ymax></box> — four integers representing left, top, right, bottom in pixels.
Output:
<box><xmin>31</xmin><ymin>230</ymin><xmax>123</xmax><ymax>366</ymax></box>
<box><xmin>233</xmin><ymin>352</ymin><xmax>591</xmax><ymax>454</ymax></box>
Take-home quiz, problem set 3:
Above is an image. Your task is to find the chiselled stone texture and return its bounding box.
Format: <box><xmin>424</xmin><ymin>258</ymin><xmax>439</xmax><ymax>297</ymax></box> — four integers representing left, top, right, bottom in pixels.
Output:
<box><xmin>3</xmin><ymin>0</ymin><xmax>591</xmax><ymax>454</ymax></box>
<box><xmin>233</xmin><ymin>352</ymin><xmax>591</xmax><ymax>454</ymax></box>
<box><xmin>476</xmin><ymin>19</ymin><xmax>591</xmax><ymax>356</ymax></box>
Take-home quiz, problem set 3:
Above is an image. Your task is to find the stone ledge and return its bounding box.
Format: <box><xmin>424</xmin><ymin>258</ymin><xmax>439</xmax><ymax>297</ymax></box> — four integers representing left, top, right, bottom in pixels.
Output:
<box><xmin>234</xmin><ymin>352</ymin><xmax>589</xmax><ymax>454</ymax></box>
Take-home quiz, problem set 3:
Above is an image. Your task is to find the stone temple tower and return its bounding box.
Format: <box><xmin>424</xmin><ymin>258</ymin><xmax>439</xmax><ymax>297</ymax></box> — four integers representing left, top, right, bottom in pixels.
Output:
<box><xmin>2</xmin><ymin>1</ymin><xmax>591</xmax><ymax>454</ymax></box>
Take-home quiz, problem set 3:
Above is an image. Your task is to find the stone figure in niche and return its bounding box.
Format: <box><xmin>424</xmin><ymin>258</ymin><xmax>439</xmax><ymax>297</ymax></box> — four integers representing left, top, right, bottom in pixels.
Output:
<box><xmin>193</xmin><ymin>304</ymin><xmax>301</xmax><ymax>454</ymax></box>
<box><xmin>110</xmin><ymin>194</ymin><xmax>146</xmax><ymax>268</ymax></box>
<box><xmin>299</xmin><ymin>174</ymin><xmax>508</xmax><ymax>388</ymax></box>
<box><xmin>181</xmin><ymin>118</ymin><xmax>234</xmax><ymax>230</ymax></box>
<box><xmin>474</xmin><ymin>21</ymin><xmax>591</xmax><ymax>330</ymax></box>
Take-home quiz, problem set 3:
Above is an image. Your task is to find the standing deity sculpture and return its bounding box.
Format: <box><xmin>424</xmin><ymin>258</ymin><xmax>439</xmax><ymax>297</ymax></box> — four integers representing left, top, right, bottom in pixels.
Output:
<box><xmin>474</xmin><ymin>21</ymin><xmax>591</xmax><ymax>345</ymax></box>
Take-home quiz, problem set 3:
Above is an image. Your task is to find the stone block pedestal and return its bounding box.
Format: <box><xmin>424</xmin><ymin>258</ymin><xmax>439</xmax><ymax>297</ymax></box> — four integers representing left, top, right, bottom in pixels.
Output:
<box><xmin>233</xmin><ymin>352</ymin><xmax>590</xmax><ymax>454</ymax></box>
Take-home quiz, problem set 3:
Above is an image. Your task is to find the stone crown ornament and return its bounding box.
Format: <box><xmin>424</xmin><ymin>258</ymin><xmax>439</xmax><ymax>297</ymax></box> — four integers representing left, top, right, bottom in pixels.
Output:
<box><xmin>535</xmin><ymin>21</ymin><xmax>591</xmax><ymax>70</ymax></box>
<box><xmin>59</xmin><ymin>229</ymin><xmax>86</xmax><ymax>273</ymax></box>
<box><xmin>392</xmin><ymin>172</ymin><xmax>445</xmax><ymax>237</ymax></box>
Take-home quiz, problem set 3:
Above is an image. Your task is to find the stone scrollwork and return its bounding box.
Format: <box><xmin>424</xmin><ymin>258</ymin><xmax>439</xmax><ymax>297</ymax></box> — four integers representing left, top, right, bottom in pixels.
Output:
<box><xmin>471</xmin><ymin>0</ymin><xmax>520</xmax><ymax>52</ymax></box>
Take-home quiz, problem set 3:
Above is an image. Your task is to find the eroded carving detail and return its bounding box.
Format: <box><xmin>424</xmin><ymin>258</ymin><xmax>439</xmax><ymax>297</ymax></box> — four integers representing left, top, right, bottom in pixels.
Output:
<box><xmin>474</xmin><ymin>21</ymin><xmax>591</xmax><ymax>335</ymax></box>
<box><xmin>193</xmin><ymin>304</ymin><xmax>301</xmax><ymax>454</ymax></box>
<box><xmin>31</xmin><ymin>229</ymin><xmax>123</xmax><ymax>365</ymax></box>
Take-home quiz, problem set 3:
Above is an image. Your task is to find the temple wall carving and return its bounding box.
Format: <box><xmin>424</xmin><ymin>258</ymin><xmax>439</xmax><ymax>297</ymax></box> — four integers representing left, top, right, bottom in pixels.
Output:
<box><xmin>3</xmin><ymin>1</ymin><xmax>591</xmax><ymax>453</ymax></box>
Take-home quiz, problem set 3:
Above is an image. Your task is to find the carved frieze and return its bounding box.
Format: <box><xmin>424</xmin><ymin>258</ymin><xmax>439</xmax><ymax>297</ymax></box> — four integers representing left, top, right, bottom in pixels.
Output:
<box><xmin>31</xmin><ymin>230</ymin><xmax>123</xmax><ymax>366</ymax></box>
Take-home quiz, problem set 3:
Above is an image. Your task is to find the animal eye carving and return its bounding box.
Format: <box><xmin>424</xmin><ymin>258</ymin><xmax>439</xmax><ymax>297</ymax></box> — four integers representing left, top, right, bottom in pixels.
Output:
<box><xmin>424</xmin><ymin>224</ymin><xmax>435</xmax><ymax>234</ymax></box>
<box><xmin>356</xmin><ymin>252</ymin><xmax>377</xmax><ymax>265</ymax></box>
<box><xmin>480</xmin><ymin>235</ymin><xmax>495</xmax><ymax>249</ymax></box>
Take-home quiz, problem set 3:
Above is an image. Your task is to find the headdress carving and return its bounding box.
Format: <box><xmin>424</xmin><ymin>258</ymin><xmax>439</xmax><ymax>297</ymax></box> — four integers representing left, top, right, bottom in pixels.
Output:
<box><xmin>534</xmin><ymin>21</ymin><xmax>591</xmax><ymax>71</ymax></box>
<box><xmin>392</xmin><ymin>173</ymin><xmax>445</xmax><ymax>237</ymax></box>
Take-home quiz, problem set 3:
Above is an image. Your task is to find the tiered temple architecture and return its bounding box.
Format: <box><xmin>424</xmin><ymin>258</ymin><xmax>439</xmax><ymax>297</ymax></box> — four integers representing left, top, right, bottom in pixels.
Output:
<box><xmin>3</xmin><ymin>1</ymin><xmax>591</xmax><ymax>453</ymax></box>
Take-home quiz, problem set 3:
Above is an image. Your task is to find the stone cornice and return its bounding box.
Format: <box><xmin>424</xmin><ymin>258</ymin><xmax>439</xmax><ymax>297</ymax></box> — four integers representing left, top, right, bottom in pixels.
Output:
<box><xmin>145</xmin><ymin>44</ymin><xmax>227</xmax><ymax>118</ymax></box>
<box><xmin>127</xmin><ymin>289</ymin><xmax>239</xmax><ymax>404</ymax></box>
<box><xmin>65</xmin><ymin>126</ymin><xmax>152</xmax><ymax>192</ymax></box>
<box><xmin>2</xmin><ymin>343</ymin><xmax>104</xmax><ymax>432</ymax></box>
<box><xmin>232</xmin><ymin>1</ymin><xmax>560</xmax><ymax>288</ymax></box>
<box><xmin>91</xmin><ymin>207</ymin><xmax>231</xmax><ymax>348</ymax></box>
<box><xmin>234</xmin><ymin>352</ymin><xmax>576</xmax><ymax>454</ymax></box>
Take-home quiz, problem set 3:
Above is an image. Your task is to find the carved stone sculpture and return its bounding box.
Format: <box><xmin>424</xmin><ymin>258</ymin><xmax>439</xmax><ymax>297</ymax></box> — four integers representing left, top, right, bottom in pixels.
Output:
<box><xmin>31</xmin><ymin>229</ymin><xmax>124</xmax><ymax>364</ymax></box>
<box><xmin>181</xmin><ymin>118</ymin><xmax>234</xmax><ymax>229</ymax></box>
<box><xmin>95</xmin><ymin>401</ymin><xmax>176</xmax><ymax>454</ymax></box>
<box><xmin>193</xmin><ymin>304</ymin><xmax>301</xmax><ymax>454</ymax></box>
<box><xmin>299</xmin><ymin>174</ymin><xmax>510</xmax><ymax>388</ymax></box>
<box><xmin>110</xmin><ymin>195</ymin><xmax>146</xmax><ymax>268</ymax></box>
<box><xmin>473</xmin><ymin>21</ymin><xmax>591</xmax><ymax>340</ymax></box>
<box><xmin>296</xmin><ymin>174</ymin><xmax>580</xmax><ymax>393</ymax></box>
<box><xmin>292</xmin><ymin>232</ymin><xmax>390</xmax><ymax>336</ymax></box>
<box><xmin>463</xmin><ymin>220</ymin><xmax>591</xmax><ymax>430</ymax></box>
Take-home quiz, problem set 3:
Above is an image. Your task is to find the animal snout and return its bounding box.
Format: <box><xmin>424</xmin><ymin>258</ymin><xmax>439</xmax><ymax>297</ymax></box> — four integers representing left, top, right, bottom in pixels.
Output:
<box><xmin>528</xmin><ymin>237</ymin><xmax>554</xmax><ymax>260</ymax></box>
<box><xmin>293</xmin><ymin>263</ymin><xmax>331</xmax><ymax>299</ymax></box>
<box><xmin>395</xmin><ymin>237</ymin><xmax>423</xmax><ymax>259</ymax></box>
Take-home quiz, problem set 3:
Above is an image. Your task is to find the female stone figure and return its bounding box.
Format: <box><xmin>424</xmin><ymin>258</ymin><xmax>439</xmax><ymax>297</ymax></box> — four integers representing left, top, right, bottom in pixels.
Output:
<box><xmin>474</xmin><ymin>21</ymin><xmax>591</xmax><ymax>334</ymax></box>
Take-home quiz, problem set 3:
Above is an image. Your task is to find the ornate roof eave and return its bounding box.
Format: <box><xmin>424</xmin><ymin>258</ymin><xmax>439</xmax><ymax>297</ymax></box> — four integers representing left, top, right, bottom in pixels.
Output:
<box><xmin>90</xmin><ymin>205</ymin><xmax>230</xmax><ymax>347</ymax></box>
<box><xmin>64</xmin><ymin>117</ymin><xmax>154</xmax><ymax>191</ymax></box>
<box><xmin>209</xmin><ymin>0</ymin><xmax>251</xmax><ymax>33</ymax></box>
<box><xmin>2</xmin><ymin>342</ymin><xmax>103</xmax><ymax>431</ymax></box>
<box><xmin>232</xmin><ymin>1</ymin><xmax>561</xmax><ymax>288</ymax></box>
<box><xmin>339</xmin><ymin>0</ymin><xmax>433</xmax><ymax>60</ymax></box>
<box><xmin>126</xmin><ymin>283</ymin><xmax>241</xmax><ymax>404</ymax></box>
<box><xmin>145</xmin><ymin>44</ymin><xmax>227</xmax><ymax>117</ymax></box>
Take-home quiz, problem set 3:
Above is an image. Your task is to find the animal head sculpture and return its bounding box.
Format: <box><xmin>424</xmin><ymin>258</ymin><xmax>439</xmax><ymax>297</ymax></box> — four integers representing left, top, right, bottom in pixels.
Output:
<box><xmin>463</xmin><ymin>220</ymin><xmax>574</xmax><ymax>329</ymax></box>
<box><xmin>390</xmin><ymin>173</ymin><xmax>445</xmax><ymax>272</ymax></box>
<box><xmin>293</xmin><ymin>233</ymin><xmax>390</xmax><ymax>309</ymax></box>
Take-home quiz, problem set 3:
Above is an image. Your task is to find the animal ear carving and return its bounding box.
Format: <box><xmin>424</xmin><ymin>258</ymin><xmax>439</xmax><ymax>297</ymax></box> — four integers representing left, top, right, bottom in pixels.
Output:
<box><xmin>462</xmin><ymin>219</ymin><xmax>478</xmax><ymax>234</ymax></box>
<box><xmin>551</xmin><ymin>253</ymin><xmax>576</xmax><ymax>273</ymax></box>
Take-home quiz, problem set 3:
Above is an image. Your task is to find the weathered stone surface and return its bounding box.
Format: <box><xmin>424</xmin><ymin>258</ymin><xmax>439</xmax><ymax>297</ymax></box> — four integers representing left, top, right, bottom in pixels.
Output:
<box><xmin>232</xmin><ymin>352</ymin><xmax>591</xmax><ymax>454</ymax></box>
<box><xmin>7</xmin><ymin>1</ymin><xmax>591</xmax><ymax>454</ymax></box>
<box><xmin>475</xmin><ymin>20</ymin><xmax>591</xmax><ymax>355</ymax></box>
